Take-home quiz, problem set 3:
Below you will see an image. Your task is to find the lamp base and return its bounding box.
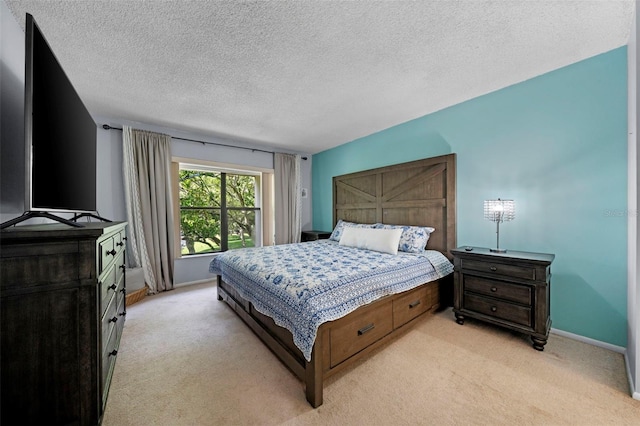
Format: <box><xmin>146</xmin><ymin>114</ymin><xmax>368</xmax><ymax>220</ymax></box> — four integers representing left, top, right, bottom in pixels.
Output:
<box><xmin>490</xmin><ymin>248</ymin><xmax>507</xmax><ymax>253</ymax></box>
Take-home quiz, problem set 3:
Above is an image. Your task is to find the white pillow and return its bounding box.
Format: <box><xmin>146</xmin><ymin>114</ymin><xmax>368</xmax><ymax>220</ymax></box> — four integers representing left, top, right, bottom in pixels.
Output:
<box><xmin>338</xmin><ymin>227</ymin><xmax>403</xmax><ymax>255</ymax></box>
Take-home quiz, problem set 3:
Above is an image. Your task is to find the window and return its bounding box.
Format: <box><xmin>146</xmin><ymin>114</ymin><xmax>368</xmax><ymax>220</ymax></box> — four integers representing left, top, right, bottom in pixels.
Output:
<box><xmin>178</xmin><ymin>165</ymin><xmax>263</xmax><ymax>255</ymax></box>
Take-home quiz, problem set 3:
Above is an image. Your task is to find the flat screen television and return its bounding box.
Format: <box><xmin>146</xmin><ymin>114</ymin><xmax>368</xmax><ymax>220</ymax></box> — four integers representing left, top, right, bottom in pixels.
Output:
<box><xmin>2</xmin><ymin>14</ymin><xmax>99</xmax><ymax>229</ymax></box>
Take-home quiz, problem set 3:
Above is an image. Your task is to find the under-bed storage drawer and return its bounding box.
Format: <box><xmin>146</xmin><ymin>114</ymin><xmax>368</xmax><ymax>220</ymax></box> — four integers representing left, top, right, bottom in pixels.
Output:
<box><xmin>392</xmin><ymin>286</ymin><xmax>430</xmax><ymax>328</ymax></box>
<box><xmin>330</xmin><ymin>301</ymin><xmax>393</xmax><ymax>367</ymax></box>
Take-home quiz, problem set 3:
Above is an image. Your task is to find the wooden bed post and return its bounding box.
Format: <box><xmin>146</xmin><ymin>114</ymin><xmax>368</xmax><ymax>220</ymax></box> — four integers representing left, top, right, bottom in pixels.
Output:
<box><xmin>305</xmin><ymin>334</ymin><xmax>323</xmax><ymax>407</ymax></box>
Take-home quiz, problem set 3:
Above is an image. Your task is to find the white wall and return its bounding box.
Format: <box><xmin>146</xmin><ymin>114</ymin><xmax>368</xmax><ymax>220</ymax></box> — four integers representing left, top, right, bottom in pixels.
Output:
<box><xmin>629</xmin><ymin>0</ymin><xmax>640</xmax><ymax>400</ymax></box>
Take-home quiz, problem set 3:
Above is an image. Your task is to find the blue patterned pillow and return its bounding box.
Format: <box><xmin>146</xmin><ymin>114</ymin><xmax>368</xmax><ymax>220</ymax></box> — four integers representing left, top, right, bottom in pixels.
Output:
<box><xmin>374</xmin><ymin>223</ymin><xmax>435</xmax><ymax>253</ymax></box>
<box><xmin>329</xmin><ymin>220</ymin><xmax>376</xmax><ymax>242</ymax></box>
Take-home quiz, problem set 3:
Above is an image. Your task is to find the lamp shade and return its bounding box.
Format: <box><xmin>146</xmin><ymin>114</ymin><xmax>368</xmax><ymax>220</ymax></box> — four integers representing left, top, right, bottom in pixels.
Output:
<box><xmin>484</xmin><ymin>199</ymin><xmax>515</xmax><ymax>223</ymax></box>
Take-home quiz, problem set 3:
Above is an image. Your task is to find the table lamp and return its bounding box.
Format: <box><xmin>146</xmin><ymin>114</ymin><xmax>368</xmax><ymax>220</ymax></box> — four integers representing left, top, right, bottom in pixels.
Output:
<box><xmin>484</xmin><ymin>198</ymin><xmax>515</xmax><ymax>253</ymax></box>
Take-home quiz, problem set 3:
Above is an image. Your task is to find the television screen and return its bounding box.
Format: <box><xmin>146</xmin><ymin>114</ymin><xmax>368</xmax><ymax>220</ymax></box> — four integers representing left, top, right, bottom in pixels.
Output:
<box><xmin>25</xmin><ymin>13</ymin><xmax>96</xmax><ymax>213</ymax></box>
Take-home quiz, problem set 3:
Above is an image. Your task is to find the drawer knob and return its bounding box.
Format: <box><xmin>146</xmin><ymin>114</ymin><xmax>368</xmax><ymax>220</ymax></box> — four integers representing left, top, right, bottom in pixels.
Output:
<box><xmin>109</xmin><ymin>284</ymin><xmax>117</xmax><ymax>290</ymax></box>
<box><xmin>116</xmin><ymin>241</ymin><xmax>124</xmax><ymax>247</ymax></box>
<box><xmin>119</xmin><ymin>311</ymin><xmax>127</xmax><ymax>317</ymax></box>
<box><xmin>109</xmin><ymin>316</ymin><xmax>118</xmax><ymax>323</ymax></box>
<box><xmin>358</xmin><ymin>323</ymin><xmax>375</xmax><ymax>336</ymax></box>
<box><xmin>106</xmin><ymin>249</ymin><xmax>117</xmax><ymax>256</ymax></box>
<box><xmin>491</xmin><ymin>306</ymin><xmax>497</xmax><ymax>312</ymax></box>
<box><xmin>490</xmin><ymin>266</ymin><xmax>497</xmax><ymax>272</ymax></box>
<box><xmin>409</xmin><ymin>300</ymin><xmax>421</xmax><ymax>309</ymax></box>
<box><xmin>120</xmin><ymin>264</ymin><xmax>126</xmax><ymax>271</ymax></box>
<box><xmin>109</xmin><ymin>349</ymin><xmax>118</xmax><ymax>357</ymax></box>
<box><xmin>490</xmin><ymin>287</ymin><xmax>497</xmax><ymax>292</ymax></box>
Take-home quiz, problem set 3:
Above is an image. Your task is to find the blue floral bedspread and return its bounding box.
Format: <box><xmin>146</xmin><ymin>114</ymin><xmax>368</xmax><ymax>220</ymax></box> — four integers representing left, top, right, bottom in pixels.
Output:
<box><xmin>209</xmin><ymin>240</ymin><xmax>453</xmax><ymax>361</ymax></box>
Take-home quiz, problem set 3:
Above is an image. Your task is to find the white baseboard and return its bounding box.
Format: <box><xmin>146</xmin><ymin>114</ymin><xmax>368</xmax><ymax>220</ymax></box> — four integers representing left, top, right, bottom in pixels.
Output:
<box><xmin>174</xmin><ymin>278</ymin><xmax>216</xmax><ymax>288</ymax></box>
<box><xmin>551</xmin><ymin>328</ymin><xmax>639</xmax><ymax>399</ymax></box>
<box><xmin>624</xmin><ymin>352</ymin><xmax>640</xmax><ymax>400</ymax></box>
<box><xmin>550</xmin><ymin>327</ymin><xmax>626</xmax><ymax>354</ymax></box>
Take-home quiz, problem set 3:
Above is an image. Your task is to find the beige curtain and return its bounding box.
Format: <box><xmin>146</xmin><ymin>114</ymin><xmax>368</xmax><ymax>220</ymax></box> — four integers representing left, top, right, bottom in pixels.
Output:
<box><xmin>274</xmin><ymin>153</ymin><xmax>301</xmax><ymax>244</ymax></box>
<box><xmin>122</xmin><ymin>126</ymin><xmax>175</xmax><ymax>294</ymax></box>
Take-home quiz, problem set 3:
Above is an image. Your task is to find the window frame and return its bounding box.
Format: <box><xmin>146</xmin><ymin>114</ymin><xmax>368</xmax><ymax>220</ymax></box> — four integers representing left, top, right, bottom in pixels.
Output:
<box><xmin>172</xmin><ymin>158</ymin><xmax>274</xmax><ymax>258</ymax></box>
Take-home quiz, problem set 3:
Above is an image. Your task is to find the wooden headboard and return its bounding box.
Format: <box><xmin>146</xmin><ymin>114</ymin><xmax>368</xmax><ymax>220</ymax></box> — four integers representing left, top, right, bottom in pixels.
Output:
<box><xmin>333</xmin><ymin>154</ymin><xmax>456</xmax><ymax>258</ymax></box>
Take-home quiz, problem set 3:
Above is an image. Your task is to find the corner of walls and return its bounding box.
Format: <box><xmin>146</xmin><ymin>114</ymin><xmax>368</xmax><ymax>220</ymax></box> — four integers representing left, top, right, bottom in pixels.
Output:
<box><xmin>627</xmin><ymin>0</ymin><xmax>639</xmax><ymax>401</ymax></box>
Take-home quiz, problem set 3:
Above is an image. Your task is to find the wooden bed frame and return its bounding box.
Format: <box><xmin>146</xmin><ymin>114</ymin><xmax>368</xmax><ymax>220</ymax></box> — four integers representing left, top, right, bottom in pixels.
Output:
<box><xmin>216</xmin><ymin>153</ymin><xmax>456</xmax><ymax>407</ymax></box>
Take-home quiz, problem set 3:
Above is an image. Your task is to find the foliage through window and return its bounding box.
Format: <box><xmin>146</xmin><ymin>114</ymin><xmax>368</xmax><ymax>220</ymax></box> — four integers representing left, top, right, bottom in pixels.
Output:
<box><xmin>179</xmin><ymin>168</ymin><xmax>260</xmax><ymax>255</ymax></box>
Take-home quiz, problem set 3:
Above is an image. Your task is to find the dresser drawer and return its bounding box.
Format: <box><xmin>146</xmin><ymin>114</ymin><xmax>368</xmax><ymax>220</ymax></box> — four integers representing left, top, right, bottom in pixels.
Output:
<box><xmin>114</xmin><ymin>250</ymin><xmax>125</xmax><ymax>294</ymax></box>
<box><xmin>99</xmin><ymin>228</ymin><xmax>126</xmax><ymax>276</ymax></box>
<box><xmin>102</xmin><ymin>326</ymin><xmax>118</xmax><ymax>393</ymax></box>
<box><xmin>116</xmin><ymin>263</ymin><xmax>126</xmax><ymax>305</ymax></box>
<box><xmin>393</xmin><ymin>286</ymin><xmax>429</xmax><ymax>328</ymax></box>
<box><xmin>100</xmin><ymin>264</ymin><xmax>117</xmax><ymax>314</ymax></box>
<box><xmin>99</xmin><ymin>236</ymin><xmax>115</xmax><ymax>275</ymax></box>
<box><xmin>463</xmin><ymin>276</ymin><xmax>531</xmax><ymax>306</ymax></box>
<box><xmin>100</xmin><ymin>251</ymin><xmax>124</xmax><ymax>312</ymax></box>
<box><xmin>330</xmin><ymin>301</ymin><xmax>393</xmax><ymax>367</ymax></box>
<box><xmin>101</xmin><ymin>296</ymin><xmax>119</xmax><ymax>354</ymax></box>
<box><xmin>116</xmin><ymin>290</ymin><xmax>126</xmax><ymax>336</ymax></box>
<box><xmin>114</xmin><ymin>229</ymin><xmax>125</xmax><ymax>255</ymax></box>
<box><xmin>460</xmin><ymin>258</ymin><xmax>536</xmax><ymax>281</ymax></box>
<box><xmin>464</xmin><ymin>293</ymin><xmax>531</xmax><ymax>327</ymax></box>
<box><xmin>1</xmin><ymin>242</ymin><xmax>82</xmax><ymax>288</ymax></box>
<box><xmin>116</xmin><ymin>271</ymin><xmax>126</xmax><ymax>320</ymax></box>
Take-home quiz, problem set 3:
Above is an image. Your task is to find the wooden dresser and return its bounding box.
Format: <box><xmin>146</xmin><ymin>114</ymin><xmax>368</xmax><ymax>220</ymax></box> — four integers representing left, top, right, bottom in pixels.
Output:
<box><xmin>1</xmin><ymin>221</ymin><xmax>127</xmax><ymax>425</ymax></box>
<box><xmin>451</xmin><ymin>246</ymin><xmax>554</xmax><ymax>350</ymax></box>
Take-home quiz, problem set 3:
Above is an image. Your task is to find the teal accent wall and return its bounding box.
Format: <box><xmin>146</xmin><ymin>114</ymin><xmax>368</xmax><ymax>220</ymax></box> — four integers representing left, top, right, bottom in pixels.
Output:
<box><xmin>312</xmin><ymin>47</ymin><xmax>628</xmax><ymax>347</ymax></box>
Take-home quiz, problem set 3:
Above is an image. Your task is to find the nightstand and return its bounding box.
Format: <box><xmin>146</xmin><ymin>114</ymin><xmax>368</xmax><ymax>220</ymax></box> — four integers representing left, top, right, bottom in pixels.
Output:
<box><xmin>451</xmin><ymin>246</ymin><xmax>555</xmax><ymax>351</ymax></box>
<box><xmin>301</xmin><ymin>230</ymin><xmax>331</xmax><ymax>242</ymax></box>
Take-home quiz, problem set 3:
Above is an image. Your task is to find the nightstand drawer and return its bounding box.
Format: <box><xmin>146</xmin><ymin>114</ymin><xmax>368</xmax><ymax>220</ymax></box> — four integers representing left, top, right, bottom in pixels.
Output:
<box><xmin>464</xmin><ymin>293</ymin><xmax>531</xmax><ymax>327</ymax></box>
<box><xmin>464</xmin><ymin>276</ymin><xmax>531</xmax><ymax>306</ymax></box>
<box><xmin>461</xmin><ymin>258</ymin><xmax>535</xmax><ymax>281</ymax></box>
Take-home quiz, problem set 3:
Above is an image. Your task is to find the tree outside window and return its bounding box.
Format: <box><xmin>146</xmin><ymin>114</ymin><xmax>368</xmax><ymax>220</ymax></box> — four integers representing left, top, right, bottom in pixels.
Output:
<box><xmin>179</xmin><ymin>169</ymin><xmax>260</xmax><ymax>255</ymax></box>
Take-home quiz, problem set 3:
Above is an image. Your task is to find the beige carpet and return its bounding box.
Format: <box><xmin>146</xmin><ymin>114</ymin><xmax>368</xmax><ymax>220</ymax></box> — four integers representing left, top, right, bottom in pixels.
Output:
<box><xmin>102</xmin><ymin>281</ymin><xmax>640</xmax><ymax>425</ymax></box>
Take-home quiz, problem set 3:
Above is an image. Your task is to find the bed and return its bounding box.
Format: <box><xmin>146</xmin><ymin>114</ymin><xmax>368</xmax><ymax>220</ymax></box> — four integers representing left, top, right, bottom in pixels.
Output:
<box><xmin>210</xmin><ymin>153</ymin><xmax>456</xmax><ymax>407</ymax></box>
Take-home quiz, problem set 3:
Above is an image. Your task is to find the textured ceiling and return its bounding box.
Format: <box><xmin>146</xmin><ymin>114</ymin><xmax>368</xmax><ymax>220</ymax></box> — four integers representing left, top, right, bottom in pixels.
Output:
<box><xmin>5</xmin><ymin>1</ymin><xmax>635</xmax><ymax>154</ymax></box>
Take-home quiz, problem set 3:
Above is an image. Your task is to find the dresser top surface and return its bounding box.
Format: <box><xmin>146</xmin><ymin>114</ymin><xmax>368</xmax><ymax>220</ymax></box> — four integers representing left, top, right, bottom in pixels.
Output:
<box><xmin>451</xmin><ymin>246</ymin><xmax>555</xmax><ymax>264</ymax></box>
<box><xmin>0</xmin><ymin>221</ymin><xmax>126</xmax><ymax>240</ymax></box>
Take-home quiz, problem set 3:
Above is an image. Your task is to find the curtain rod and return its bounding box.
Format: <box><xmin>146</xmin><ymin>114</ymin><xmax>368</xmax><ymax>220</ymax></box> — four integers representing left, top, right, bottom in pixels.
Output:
<box><xmin>101</xmin><ymin>124</ymin><xmax>307</xmax><ymax>160</ymax></box>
